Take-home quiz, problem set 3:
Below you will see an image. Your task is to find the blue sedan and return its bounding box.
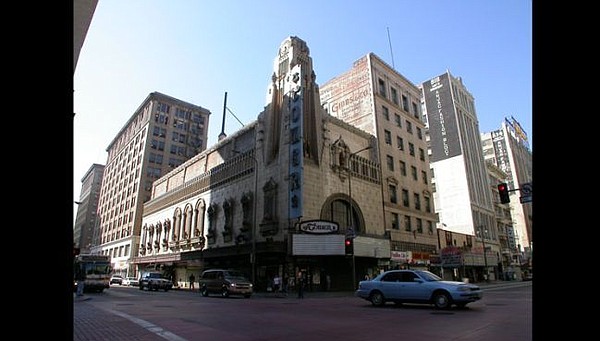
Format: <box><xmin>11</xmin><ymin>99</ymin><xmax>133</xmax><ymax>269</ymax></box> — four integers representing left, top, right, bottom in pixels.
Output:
<box><xmin>355</xmin><ymin>269</ymin><xmax>482</xmax><ymax>309</ymax></box>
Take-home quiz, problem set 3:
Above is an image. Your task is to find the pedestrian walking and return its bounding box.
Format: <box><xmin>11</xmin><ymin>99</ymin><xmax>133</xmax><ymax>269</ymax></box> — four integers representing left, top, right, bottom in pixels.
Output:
<box><xmin>297</xmin><ymin>271</ymin><xmax>304</xmax><ymax>299</ymax></box>
<box><xmin>189</xmin><ymin>273</ymin><xmax>195</xmax><ymax>290</ymax></box>
<box><xmin>273</xmin><ymin>274</ymin><xmax>281</xmax><ymax>293</ymax></box>
<box><xmin>75</xmin><ymin>264</ymin><xmax>86</xmax><ymax>297</ymax></box>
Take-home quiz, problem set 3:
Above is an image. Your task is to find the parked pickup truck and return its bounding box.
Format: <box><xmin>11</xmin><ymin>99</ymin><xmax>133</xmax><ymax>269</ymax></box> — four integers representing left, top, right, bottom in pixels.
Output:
<box><xmin>139</xmin><ymin>271</ymin><xmax>173</xmax><ymax>291</ymax></box>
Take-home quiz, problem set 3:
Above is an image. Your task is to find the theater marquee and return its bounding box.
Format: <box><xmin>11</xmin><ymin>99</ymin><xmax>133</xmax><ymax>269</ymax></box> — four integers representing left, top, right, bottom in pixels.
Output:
<box><xmin>299</xmin><ymin>220</ymin><xmax>339</xmax><ymax>234</ymax></box>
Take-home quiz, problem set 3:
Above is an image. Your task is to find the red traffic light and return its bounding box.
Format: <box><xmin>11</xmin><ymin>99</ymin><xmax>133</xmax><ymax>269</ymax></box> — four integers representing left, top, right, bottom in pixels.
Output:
<box><xmin>497</xmin><ymin>183</ymin><xmax>510</xmax><ymax>204</ymax></box>
<box><xmin>344</xmin><ymin>238</ymin><xmax>354</xmax><ymax>255</ymax></box>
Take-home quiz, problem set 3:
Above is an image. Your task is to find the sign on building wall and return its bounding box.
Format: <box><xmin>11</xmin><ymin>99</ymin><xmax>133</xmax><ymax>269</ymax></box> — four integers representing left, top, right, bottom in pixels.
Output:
<box><xmin>423</xmin><ymin>73</ymin><xmax>462</xmax><ymax>162</ymax></box>
<box><xmin>289</xmin><ymin>64</ymin><xmax>303</xmax><ymax>220</ymax></box>
<box><xmin>320</xmin><ymin>56</ymin><xmax>373</xmax><ymax>121</ymax></box>
<box><xmin>299</xmin><ymin>220</ymin><xmax>339</xmax><ymax>234</ymax></box>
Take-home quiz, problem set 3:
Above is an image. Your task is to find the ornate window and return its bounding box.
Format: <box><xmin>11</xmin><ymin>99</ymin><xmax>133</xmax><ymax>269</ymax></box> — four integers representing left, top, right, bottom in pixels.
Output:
<box><xmin>194</xmin><ymin>199</ymin><xmax>206</xmax><ymax>237</ymax></box>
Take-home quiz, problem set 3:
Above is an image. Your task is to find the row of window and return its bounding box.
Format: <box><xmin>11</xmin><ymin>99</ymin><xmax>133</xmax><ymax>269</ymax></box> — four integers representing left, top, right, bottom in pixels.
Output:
<box><xmin>102</xmin><ymin>244</ymin><xmax>131</xmax><ymax>259</ymax></box>
<box><xmin>377</xmin><ymin>78</ymin><xmax>421</xmax><ymax>119</ymax></box>
<box><xmin>388</xmin><ymin>185</ymin><xmax>432</xmax><ymax>212</ymax></box>
<box><xmin>385</xmin><ymin>156</ymin><xmax>429</xmax><ymax>184</ymax></box>
<box><xmin>382</xmin><ymin>106</ymin><xmax>423</xmax><ymax>139</ymax></box>
<box><xmin>383</xmin><ymin>132</ymin><xmax>426</xmax><ymax>161</ymax></box>
<box><xmin>154</xmin><ymin>113</ymin><xmax>204</xmax><ymax>133</ymax></box>
<box><xmin>148</xmin><ymin>152</ymin><xmax>185</xmax><ymax>168</ymax></box>
<box><xmin>390</xmin><ymin>212</ymin><xmax>434</xmax><ymax>234</ymax></box>
<box><xmin>152</xmin><ymin>127</ymin><xmax>205</xmax><ymax>148</ymax></box>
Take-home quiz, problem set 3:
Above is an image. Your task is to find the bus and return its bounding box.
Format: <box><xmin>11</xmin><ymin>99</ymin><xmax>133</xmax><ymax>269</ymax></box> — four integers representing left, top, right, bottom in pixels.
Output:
<box><xmin>74</xmin><ymin>254</ymin><xmax>112</xmax><ymax>293</ymax></box>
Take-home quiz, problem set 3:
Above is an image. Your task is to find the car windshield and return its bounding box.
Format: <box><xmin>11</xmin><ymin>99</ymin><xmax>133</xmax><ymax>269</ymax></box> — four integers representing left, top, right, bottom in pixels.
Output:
<box><xmin>414</xmin><ymin>270</ymin><xmax>442</xmax><ymax>282</ymax></box>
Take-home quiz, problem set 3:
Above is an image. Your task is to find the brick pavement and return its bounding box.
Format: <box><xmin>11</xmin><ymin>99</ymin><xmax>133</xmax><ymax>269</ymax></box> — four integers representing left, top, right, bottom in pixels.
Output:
<box><xmin>73</xmin><ymin>296</ymin><xmax>172</xmax><ymax>341</ymax></box>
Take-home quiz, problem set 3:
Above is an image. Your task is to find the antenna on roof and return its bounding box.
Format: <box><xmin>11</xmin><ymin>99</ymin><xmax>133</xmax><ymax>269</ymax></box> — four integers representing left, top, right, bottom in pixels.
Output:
<box><xmin>387</xmin><ymin>27</ymin><xmax>395</xmax><ymax>69</ymax></box>
<box><xmin>218</xmin><ymin>92</ymin><xmax>227</xmax><ymax>141</ymax></box>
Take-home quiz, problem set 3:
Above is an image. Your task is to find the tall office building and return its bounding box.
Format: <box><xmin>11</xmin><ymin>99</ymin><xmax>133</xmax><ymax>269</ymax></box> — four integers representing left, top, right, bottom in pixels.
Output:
<box><xmin>73</xmin><ymin>0</ymin><xmax>98</xmax><ymax>73</ymax></box>
<box><xmin>320</xmin><ymin>53</ymin><xmax>439</xmax><ymax>267</ymax></box>
<box><xmin>73</xmin><ymin>163</ymin><xmax>104</xmax><ymax>253</ymax></box>
<box><xmin>421</xmin><ymin>71</ymin><xmax>499</xmax><ymax>280</ymax></box>
<box><xmin>481</xmin><ymin>117</ymin><xmax>532</xmax><ymax>269</ymax></box>
<box><xmin>95</xmin><ymin>92</ymin><xmax>210</xmax><ymax>277</ymax></box>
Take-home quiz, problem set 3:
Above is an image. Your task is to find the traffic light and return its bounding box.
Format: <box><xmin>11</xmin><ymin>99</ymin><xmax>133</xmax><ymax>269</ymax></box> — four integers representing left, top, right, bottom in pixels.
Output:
<box><xmin>498</xmin><ymin>183</ymin><xmax>510</xmax><ymax>204</ymax></box>
<box><xmin>345</xmin><ymin>238</ymin><xmax>354</xmax><ymax>255</ymax></box>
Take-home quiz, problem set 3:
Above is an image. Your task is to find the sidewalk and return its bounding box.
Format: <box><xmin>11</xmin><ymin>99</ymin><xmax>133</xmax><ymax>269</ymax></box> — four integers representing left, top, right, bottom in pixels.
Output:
<box><xmin>74</xmin><ymin>295</ymin><xmax>167</xmax><ymax>341</ymax></box>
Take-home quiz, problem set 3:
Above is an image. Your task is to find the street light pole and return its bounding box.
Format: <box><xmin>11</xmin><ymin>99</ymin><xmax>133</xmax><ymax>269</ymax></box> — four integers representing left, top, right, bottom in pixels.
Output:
<box><xmin>477</xmin><ymin>226</ymin><xmax>488</xmax><ymax>282</ymax></box>
<box><xmin>347</xmin><ymin>145</ymin><xmax>372</xmax><ymax>290</ymax></box>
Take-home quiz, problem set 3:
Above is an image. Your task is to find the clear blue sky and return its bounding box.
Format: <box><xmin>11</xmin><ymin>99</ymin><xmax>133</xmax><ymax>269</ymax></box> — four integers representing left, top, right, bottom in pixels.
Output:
<box><xmin>73</xmin><ymin>0</ymin><xmax>532</xmax><ymax>221</ymax></box>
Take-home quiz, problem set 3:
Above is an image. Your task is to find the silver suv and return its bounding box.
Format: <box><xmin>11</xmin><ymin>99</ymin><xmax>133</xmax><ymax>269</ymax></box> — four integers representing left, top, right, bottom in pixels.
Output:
<box><xmin>139</xmin><ymin>271</ymin><xmax>173</xmax><ymax>291</ymax></box>
<box><xmin>198</xmin><ymin>269</ymin><xmax>253</xmax><ymax>298</ymax></box>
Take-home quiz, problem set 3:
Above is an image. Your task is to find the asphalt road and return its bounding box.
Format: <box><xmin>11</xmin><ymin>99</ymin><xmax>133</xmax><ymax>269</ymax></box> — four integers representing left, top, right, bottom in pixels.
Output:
<box><xmin>74</xmin><ymin>281</ymin><xmax>532</xmax><ymax>341</ymax></box>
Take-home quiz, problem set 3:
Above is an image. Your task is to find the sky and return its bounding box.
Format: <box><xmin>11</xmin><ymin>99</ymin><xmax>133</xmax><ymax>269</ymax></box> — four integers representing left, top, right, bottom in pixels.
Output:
<box><xmin>73</xmin><ymin>0</ymin><xmax>532</xmax><ymax>222</ymax></box>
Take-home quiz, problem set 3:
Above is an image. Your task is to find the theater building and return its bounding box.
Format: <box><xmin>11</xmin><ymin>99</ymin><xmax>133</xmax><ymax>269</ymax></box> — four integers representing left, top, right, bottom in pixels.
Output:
<box><xmin>132</xmin><ymin>36</ymin><xmax>390</xmax><ymax>291</ymax></box>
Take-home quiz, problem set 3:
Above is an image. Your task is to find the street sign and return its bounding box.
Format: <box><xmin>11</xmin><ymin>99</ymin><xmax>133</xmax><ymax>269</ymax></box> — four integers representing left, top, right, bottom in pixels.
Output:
<box><xmin>519</xmin><ymin>182</ymin><xmax>532</xmax><ymax>203</ymax></box>
<box><xmin>346</xmin><ymin>227</ymin><xmax>355</xmax><ymax>239</ymax></box>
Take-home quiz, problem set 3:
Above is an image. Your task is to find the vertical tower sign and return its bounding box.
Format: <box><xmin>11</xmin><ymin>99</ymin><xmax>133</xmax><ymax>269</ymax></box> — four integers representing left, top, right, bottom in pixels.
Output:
<box><xmin>289</xmin><ymin>64</ymin><xmax>303</xmax><ymax>219</ymax></box>
<box><xmin>422</xmin><ymin>73</ymin><xmax>462</xmax><ymax>162</ymax></box>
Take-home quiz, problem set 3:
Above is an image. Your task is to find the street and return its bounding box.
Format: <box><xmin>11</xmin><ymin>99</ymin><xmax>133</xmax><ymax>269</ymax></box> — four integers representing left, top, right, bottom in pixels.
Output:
<box><xmin>74</xmin><ymin>282</ymin><xmax>532</xmax><ymax>341</ymax></box>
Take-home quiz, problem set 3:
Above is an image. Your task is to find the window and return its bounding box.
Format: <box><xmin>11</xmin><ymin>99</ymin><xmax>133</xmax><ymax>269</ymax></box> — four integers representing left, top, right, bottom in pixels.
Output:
<box><xmin>414</xmin><ymin>193</ymin><xmax>421</xmax><ymax>210</ymax></box>
<box><xmin>424</xmin><ymin>196</ymin><xmax>431</xmax><ymax>212</ymax></box>
<box><xmin>382</xmin><ymin>105</ymin><xmax>389</xmax><ymax>120</ymax></box>
<box><xmin>412</xmin><ymin>102</ymin><xmax>419</xmax><ymax>118</ymax></box>
<box><xmin>409</xmin><ymin>143</ymin><xmax>415</xmax><ymax>156</ymax></box>
<box><xmin>421</xmin><ymin>170</ymin><xmax>428</xmax><ymax>184</ymax></box>
<box><xmin>384</xmin><ymin>130</ymin><xmax>392</xmax><ymax>145</ymax></box>
<box><xmin>428</xmin><ymin>221</ymin><xmax>434</xmax><ymax>235</ymax></box>
<box><xmin>399</xmin><ymin>161</ymin><xmax>407</xmax><ymax>176</ymax></box>
<box><xmin>386</xmin><ymin>155</ymin><xmax>394</xmax><ymax>171</ymax></box>
<box><xmin>416</xmin><ymin>127</ymin><xmax>423</xmax><ymax>140</ymax></box>
<box><xmin>378</xmin><ymin>78</ymin><xmax>387</xmax><ymax>98</ymax></box>
<box><xmin>416</xmin><ymin>218</ymin><xmax>423</xmax><ymax>233</ymax></box>
<box><xmin>391</xmin><ymin>87</ymin><xmax>399</xmax><ymax>105</ymax></box>
<box><xmin>396</xmin><ymin>136</ymin><xmax>404</xmax><ymax>150</ymax></box>
<box><xmin>402</xmin><ymin>95</ymin><xmax>409</xmax><ymax>112</ymax></box>
<box><xmin>395</xmin><ymin>114</ymin><xmax>402</xmax><ymax>127</ymax></box>
<box><xmin>406</xmin><ymin>121</ymin><xmax>413</xmax><ymax>134</ymax></box>
<box><xmin>402</xmin><ymin>189</ymin><xmax>409</xmax><ymax>207</ymax></box>
<box><xmin>389</xmin><ymin>184</ymin><xmax>397</xmax><ymax>204</ymax></box>
<box><xmin>411</xmin><ymin>166</ymin><xmax>417</xmax><ymax>180</ymax></box>
<box><xmin>419</xmin><ymin>148</ymin><xmax>425</xmax><ymax>161</ymax></box>
<box><xmin>391</xmin><ymin>213</ymin><xmax>399</xmax><ymax>230</ymax></box>
<box><xmin>404</xmin><ymin>215</ymin><xmax>412</xmax><ymax>232</ymax></box>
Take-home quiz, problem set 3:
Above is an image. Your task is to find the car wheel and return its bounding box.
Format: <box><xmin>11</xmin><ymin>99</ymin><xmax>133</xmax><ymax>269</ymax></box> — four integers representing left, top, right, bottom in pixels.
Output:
<box><xmin>201</xmin><ymin>286</ymin><xmax>209</xmax><ymax>297</ymax></box>
<box><xmin>433</xmin><ymin>292</ymin><xmax>451</xmax><ymax>309</ymax></box>
<box><xmin>370</xmin><ymin>291</ymin><xmax>385</xmax><ymax>307</ymax></box>
<box><xmin>221</xmin><ymin>286</ymin><xmax>229</xmax><ymax>298</ymax></box>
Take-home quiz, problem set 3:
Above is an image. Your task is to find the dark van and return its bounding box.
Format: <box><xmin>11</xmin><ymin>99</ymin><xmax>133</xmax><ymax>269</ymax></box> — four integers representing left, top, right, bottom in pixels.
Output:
<box><xmin>198</xmin><ymin>269</ymin><xmax>253</xmax><ymax>298</ymax></box>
